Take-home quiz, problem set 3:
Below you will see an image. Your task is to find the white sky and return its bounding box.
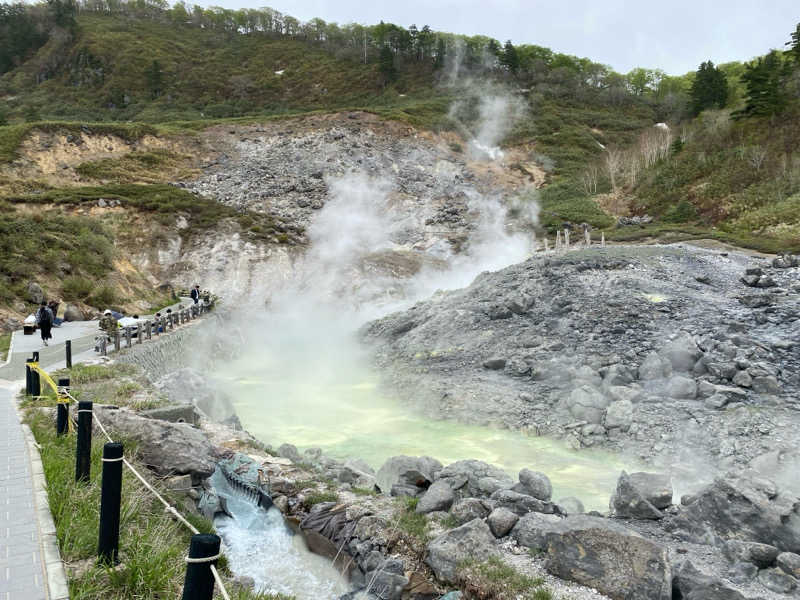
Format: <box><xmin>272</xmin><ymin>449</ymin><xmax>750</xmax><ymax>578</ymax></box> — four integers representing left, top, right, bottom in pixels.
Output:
<box><xmin>201</xmin><ymin>0</ymin><xmax>799</xmax><ymax>75</ymax></box>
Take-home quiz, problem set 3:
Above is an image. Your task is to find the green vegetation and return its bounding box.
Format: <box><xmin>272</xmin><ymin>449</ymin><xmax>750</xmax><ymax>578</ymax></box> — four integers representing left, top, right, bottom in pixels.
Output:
<box><xmin>393</xmin><ymin>496</ymin><xmax>430</xmax><ymax>541</ymax></box>
<box><xmin>304</xmin><ymin>491</ymin><xmax>339</xmax><ymax>507</ymax></box>
<box><xmin>0</xmin><ymin>332</ymin><xmax>10</xmax><ymax>362</ymax></box>
<box><xmin>75</xmin><ymin>149</ymin><xmax>190</xmax><ymax>183</ymax></box>
<box><xmin>458</xmin><ymin>556</ymin><xmax>552</xmax><ymax>600</ymax></box>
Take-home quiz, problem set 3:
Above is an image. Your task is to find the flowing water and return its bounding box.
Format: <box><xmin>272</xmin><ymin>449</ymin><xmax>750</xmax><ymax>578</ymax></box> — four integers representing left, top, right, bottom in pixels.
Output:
<box><xmin>211</xmin><ymin>470</ymin><xmax>350</xmax><ymax>598</ymax></box>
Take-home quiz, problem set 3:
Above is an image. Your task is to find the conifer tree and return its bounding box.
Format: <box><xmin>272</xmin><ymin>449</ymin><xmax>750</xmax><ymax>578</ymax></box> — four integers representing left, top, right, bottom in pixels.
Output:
<box><xmin>501</xmin><ymin>40</ymin><xmax>520</xmax><ymax>74</ymax></box>
<box><xmin>739</xmin><ymin>50</ymin><xmax>788</xmax><ymax>116</ymax></box>
<box><xmin>690</xmin><ymin>61</ymin><xmax>728</xmax><ymax>115</ymax></box>
<box><xmin>378</xmin><ymin>45</ymin><xmax>396</xmax><ymax>83</ymax></box>
<box><xmin>787</xmin><ymin>23</ymin><xmax>800</xmax><ymax>64</ymax></box>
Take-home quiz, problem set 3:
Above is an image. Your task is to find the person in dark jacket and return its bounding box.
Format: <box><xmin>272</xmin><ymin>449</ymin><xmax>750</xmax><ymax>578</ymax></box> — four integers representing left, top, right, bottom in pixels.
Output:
<box><xmin>36</xmin><ymin>301</ymin><xmax>54</xmax><ymax>346</ymax></box>
<box><xmin>190</xmin><ymin>284</ymin><xmax>201</xmax><ymax>304</ymax></box>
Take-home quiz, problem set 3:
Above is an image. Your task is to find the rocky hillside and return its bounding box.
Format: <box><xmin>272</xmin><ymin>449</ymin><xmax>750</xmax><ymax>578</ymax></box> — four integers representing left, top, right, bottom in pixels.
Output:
<box><xmin>362</xmin><ymin>244</ymin><xmax>800</xmax><ymax>477</ymax></box>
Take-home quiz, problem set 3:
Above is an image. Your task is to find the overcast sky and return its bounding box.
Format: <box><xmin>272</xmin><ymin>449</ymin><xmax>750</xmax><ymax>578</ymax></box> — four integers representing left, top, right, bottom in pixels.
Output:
<box><xmin>203</xmin><ymin>0</ymin><xmax>798</xmax><ymax>75</ymax></box>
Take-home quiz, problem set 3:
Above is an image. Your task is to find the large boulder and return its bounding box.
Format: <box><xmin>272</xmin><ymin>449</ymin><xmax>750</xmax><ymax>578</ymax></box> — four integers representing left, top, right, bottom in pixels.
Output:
<box><xmin>416</xmin><ymin>480</ymin><xmax>455</xmax><ymax>514</ymax></box>
<box><xmin>667</xmin><ymin>474</ymin><xmax>800</xmax><ymax>553</ymax></box>
<box><xmin>672</xmin><ymin>561</ymin><xmax>747</xmax><ymax>600</ymax></box>
<box><xmin>639</xmin><ymin>352</ymin><xmax>671</xmax><ymax>380</ymax></box>
<box><xmin>154</xmin><ymin>368</ymin><xmax>238</xmax><ymax>424</ymax></box>
<box><xmin>610</xmin><ymin>471</ymin><xmax>670</xmax><ymax>520</ymax></box>
<box><xmin>665</xmin><ymin>375</ymin><xmax>697</xmax><ymax>399</ymax></box>
<box><xmin>375</xmin><ymin>455</ymin><xmax>442</xmax><ymax>496</ymax></box>
<box><xmin>27</xmin><ymin>282</ymin><xmax>45</xmax><ymax>304</ymax></box>
<box><xmin>435</xmin><ymin>460</ymin><xmax>513</xmax><ymax>500</ymax></box>
<box><xmin>487</xmin><ymin>507</ymin><xmax>519</xmax><ymax>538</ymax></box>
<box><xmin>661</xmin><ymin>332</ymin><xmax>702</xmax><ymax>372</ymax></box>
<box><xmin>94</xmin><ymin>406</ymin><xmax>215</xmax><ymax>481</ymax></box>
<box><xmin>604</xmin><ymin>400</ymin><xmax>633</xmax><ymax>431</ymax></box>
<box><xmin>544</xmin><ymin>515</ymin><xmax>672</xmax><ymax>600</ymax></box>
<box><xmin>514</xmin><ymin>469</ymin><xmax>552</xmax><ymax>501</ymax></box>
<box><xmin>63</xmin><ymin>304</ymin><xmax>84</xmax><ymax>322</ymax></box>
<box><xmin>510</xmin><ymin>512</ymin><xmax>563</xmax><ymax>551</ymax></box>
<box><xmin>425</xmin><ymin>519</ymin><xmax>498</xmax><ymax>584</ymax></box>
<box><xmin>450</xmin><ymin>498</ymin><xmax>491</xmax><ymax>525</ymax></box>
<box><xmin>561</xmin><ymin>385</ymin><xmax>609</xmax><ymax>424</ymax></box>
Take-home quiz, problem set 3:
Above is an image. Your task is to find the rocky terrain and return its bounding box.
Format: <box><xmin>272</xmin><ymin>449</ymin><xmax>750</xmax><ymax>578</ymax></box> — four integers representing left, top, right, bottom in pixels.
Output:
<box><xmin>362</xmin><ymin>244</ymin><xmax>800</xmax><ymax>488</ymax></box>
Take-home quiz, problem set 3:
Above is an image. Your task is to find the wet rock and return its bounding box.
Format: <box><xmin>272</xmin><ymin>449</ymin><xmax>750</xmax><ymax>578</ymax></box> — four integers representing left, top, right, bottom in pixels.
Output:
<box><xmin>425</xmin><ymin>519</ymin><xmax>498</xmax><ymax>584</ymax></box>
<box><xmin>777</xmin><ymin>552</ymin><xmax>800</xmax><ymax>578</ymax></box>
<box><xmin>515</xmin><ymin>469</ymin><xmax>552</xmax><ymax>501</ymax></box>
<box><xmin>561</xmin><ymin>385</ymin><xmax>609</xmax><ymax>424</ymax></box>
<box><xmin>544</xmin><ymin>515</ymin><xmax>672</xmax><ymax>600</ymax></box>
<box><xmin>757</xmin><ymin>276</ymin><xmax>777</xmax><ymax>288</ymax></box>
<box><xmin>487</xmin><ymin>507</ymin><xmax>519</xmax><ymax>538</ymax></box>
<box><xmin>376</xmin><ymin>456</ymin><xmax>442</xmax><ymax>496</ymax></box>
<box><xmin>773</xmin><ymin>254</ymin><xmax>799</xmax><ymax>269</ymax></box>
<box><xmin>758</xmin><ymin>567</ymin><xmax>797</xmax><ymax>594</ymax></box>
<box><xmin>510</xmin><ymin>512</ymin><xmax>563</xmax><ymax>551</ymax></box>
<box><xmin>450</xmin><ymin>498</ymin><xmax>491</xmax><ymax>525</ymax></box>
<box><xmin>416</xmin><ymin>481</ymin><xmax>455</xmax><ymax>514</ymax></box>
<box><xmin>557</xmin><ymin>497</ymin><xmax>584</xmax><ymax>515</ymax></box>
<box><xmin>436</xmin><ymin>460</ymin><xmax>514</xmax><ymax>500</ymax></box>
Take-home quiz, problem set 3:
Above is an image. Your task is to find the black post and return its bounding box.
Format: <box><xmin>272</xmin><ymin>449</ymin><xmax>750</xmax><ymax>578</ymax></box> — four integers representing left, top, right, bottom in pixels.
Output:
<box><xmin>181</xmin><ymin>534</ymin><xmax>221</xmax><ymax>600</ymax></box>
<box><xmin>25</xmin><ymin>358</ymin><xmax>33</xmax><ymax>395</ymax></box>
<box><xmin>30</xmin><ymin>354</ymin><xmax>40</xmax><ymax>397</ymax></box>
<box><xmin>65</xmin><ymin>339</ymin><xmax>72</xmax><ymax>369</ymax></box>
<box><xmin>114</xmin><ymin>331</ymin><xmax>120</xmax><ymax>352</ymax></box>
<box><xmin>137</xmin><ymin>325</ymin><xmax>143</xmax><ymax>344</ymax></box>
<box><xmin>75</xmin><ymin>400</ymin><xmax>93</xmax><ymax>483</ymax></box>
<box><xmin>146</xmin><ymin>321</ymin><xmax>151</xmax><ymax>340</ymax></box>
<box><xmin>56</xmin><ymin>378</ymin><xmax>69</xmax><ymax>436</ymax></box>
<box><xmin>98</xmin><ymin>442</ymin><xmax>123</xmax><ymax>565</ymax></box>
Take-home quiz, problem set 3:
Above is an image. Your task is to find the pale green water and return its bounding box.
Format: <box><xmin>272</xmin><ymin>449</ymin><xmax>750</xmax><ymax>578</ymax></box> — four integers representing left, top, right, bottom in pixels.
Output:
<box><xmin>222</xmin><ymin>367</ymin><xmax>632</xmax><ymax>512</ymax></box>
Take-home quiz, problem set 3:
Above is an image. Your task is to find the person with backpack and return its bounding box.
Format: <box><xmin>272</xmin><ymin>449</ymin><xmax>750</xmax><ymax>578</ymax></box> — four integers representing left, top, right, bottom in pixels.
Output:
<box><xmin>36</xmin><ymin>301</ymin><xmax>54</xmax><ymax>346</ymax></box>
<box><xmin>190</xmin><ymin>284</ymin><xmax>201</xmax><ymax>305</ymax></box>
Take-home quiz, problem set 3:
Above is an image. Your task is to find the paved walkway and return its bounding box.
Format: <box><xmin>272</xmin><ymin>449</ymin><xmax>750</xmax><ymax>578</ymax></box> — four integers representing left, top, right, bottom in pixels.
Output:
<box><xmin>0</xmin><ymin>385</ymin><xmax>48</xmax><ymax>600</ymax></box>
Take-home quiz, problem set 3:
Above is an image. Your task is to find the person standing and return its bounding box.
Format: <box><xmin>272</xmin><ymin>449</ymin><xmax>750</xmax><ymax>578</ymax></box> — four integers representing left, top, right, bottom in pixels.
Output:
<box><xmin>190</xmin><ymin>284</ymin><xmax>201</xmax><ymax>304</ymax></box>
<box><xmin>36</xmin><ymin>301</ymin><xmax>54</xmax><ymax>346</ymax></box>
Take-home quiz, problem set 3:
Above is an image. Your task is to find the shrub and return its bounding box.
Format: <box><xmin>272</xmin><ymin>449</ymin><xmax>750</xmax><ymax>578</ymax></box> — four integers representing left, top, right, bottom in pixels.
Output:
<box><xmin>663</xmin><ymin>199</ymin><xmax>698</xmax><ymax>223</ymax></box>
<box><xmin>88</xmin><ymin>285</ymin><xmax>117</xmax><ymax>308</ymax></box>
<box><xmin>62</xmin><ymin>276</ymin><xmax>94</xmax><ymax>300</ymax></box>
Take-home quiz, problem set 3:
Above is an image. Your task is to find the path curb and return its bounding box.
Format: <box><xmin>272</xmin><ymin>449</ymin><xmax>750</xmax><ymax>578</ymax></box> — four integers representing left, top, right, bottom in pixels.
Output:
<box><xmin>13</xmin><ymin>385</ymin><xmax>70</xmax><ymax>600</ymax></box>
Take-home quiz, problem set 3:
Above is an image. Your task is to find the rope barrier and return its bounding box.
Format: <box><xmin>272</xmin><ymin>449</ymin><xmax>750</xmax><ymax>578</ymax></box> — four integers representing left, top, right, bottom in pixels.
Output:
<box><xmin>62</xmin><ymin>390</ymin><xmax>231</xmax><ymax>600</ymax></box>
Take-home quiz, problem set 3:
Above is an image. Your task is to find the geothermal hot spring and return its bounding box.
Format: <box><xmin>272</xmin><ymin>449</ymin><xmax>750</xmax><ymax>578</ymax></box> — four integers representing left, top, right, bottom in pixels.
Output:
<box><xmin>208</xmin><ymin>171</ymin><xmax>633</xmax><ymax>597</ymax></box>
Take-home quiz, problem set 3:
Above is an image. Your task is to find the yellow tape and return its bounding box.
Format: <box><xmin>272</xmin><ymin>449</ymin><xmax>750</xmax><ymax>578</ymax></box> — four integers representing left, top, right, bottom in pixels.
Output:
<box><xmin>29</xmin><ymin>362</ymin><xmax>74</xmax><ymax>433</ymax></box>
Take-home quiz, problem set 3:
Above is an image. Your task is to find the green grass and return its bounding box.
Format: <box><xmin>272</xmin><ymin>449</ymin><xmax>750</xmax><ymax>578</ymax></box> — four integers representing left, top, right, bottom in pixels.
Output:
<box><xmin>75</xmin><ymin>149</ymin><xmax>191</xmax><ymax>183</ymax></box>
<box><xmin>54</xmin><ymin>363</ymin><xmax>139</xmax><ymax>384</ymax></box>
<box><xmin>0</xmin><ymin>332</ymin><xmax>10</xmax><ymax>362</ymax></box>
<box><xmin>458</xmin><ymin>556</ymin><xmax>552</xmax><ymax>600</ymax></box>
<box><xmin>393</xmin><ymin>496</ymin><xmax>430</xmax><ymax>542</ymax></box>
<box><xmin>304</xmin><ymin>491</ymin><xmax>339</xmax><ymax>507</ymax></box>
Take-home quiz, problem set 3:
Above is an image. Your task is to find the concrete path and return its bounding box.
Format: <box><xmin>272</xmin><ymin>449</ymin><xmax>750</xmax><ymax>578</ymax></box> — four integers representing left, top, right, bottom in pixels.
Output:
<box><xmin>0</xmin><ymin>384</ymin><xmax>55</xmax><ymax>600</ymax></box>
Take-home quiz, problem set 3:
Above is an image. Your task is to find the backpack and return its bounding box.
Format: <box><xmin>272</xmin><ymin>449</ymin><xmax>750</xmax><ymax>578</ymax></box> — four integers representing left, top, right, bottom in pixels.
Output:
<box><xmin>39</xmin><ymin>307</ymin><xmax>52</xmax><ymax>326</ymax></box>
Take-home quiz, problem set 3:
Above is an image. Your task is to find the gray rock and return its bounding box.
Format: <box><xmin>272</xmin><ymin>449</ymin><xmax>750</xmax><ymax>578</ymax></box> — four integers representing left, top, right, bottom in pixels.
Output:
<box><xmin>758</xmin><ymin>567</ymin><xmax>797</xmax><ymax>594</ymax></box>
<box><xmin>557</xmin><ymin>497</ymin><xmax>584</xmax><ymax>515</ymax></box>
<box><xmin>667</xmin><ymin>474</ymin><xmax>800</xmax><ymax>553</ymax></box>
<box><xmin>490</xmin><ymin>489</ymin><xmax>558</xmax><ymax>516</ymax></box>
<box><xmin>776</xmin><ymin>552</ymin><xmax>800</xmax><ymax>578</ymax></box>
<box><xmin>724</xmin><ymin>540</ymin><xmax>780</xmax><ymax>567</ymax></box>
<box><xmin>544</xmin><ymin>515</ymin><xmax>672</xmax><ymax>600</ymax></box>
<box><xmin>487</xmin><ymin>507</ymin><xmax>519</xmax><ymax>538</ymax></box>
<box><xmin>141</xmin><ymin>404</ymin><xmax>201</xmax><ymax>425</ymax></box>
<box><xmin>661</xmin><ymin>332</ymin><xmax>702</xmax><ymax>372</ymax></box>
<box><xmin>756</xmin><ymin>276</ymin><xmax>777</xmax><ymax>288</ymax></box>
<box><xmin>450</xmin><ymin>498</ymin><xmax>491</xmax><ymax>525</ymax></box>
<box><xmin>639</xmin><ymin>352</ymin><xmax>670</xmax><ymax>380</ymax></box>
<box><xmin>376</xmin><ymin>456</ymin><xmax>442</xmax><ymax>496</ymax></box>
<box><xmin>604</xmin><ymin>399</ymin><xmax>633</xmax><ymax>430</ymax></box>
<box><xmin>704</xmin><ymin>393</ymin><xmax>730</xmax><ymax>410</ymax></box>
<box><xmin>510</xmin><ymin>512</ymin><xmax>563</xmax><ymax>551</ymax></box>
<box><xmin>627</xmin><ymin>472</ymin><xmax>673</xmax><ymax>508</ymax></box>
<box><xmin>278</xmin><ymin>443</ymin><xmax>302</xmax><ymax>462</ymax></box>
<box><xmin>364</xmin><ymin>569</ymin><xmax>409</xmax><ymax>600</ymax></box>
<box><xmin>727</xmin><ymin>561</ymin><xmax>758</xmax><ymax>584</ymax></box>
<box><xmin>339</xmin><ymin>459</ymin><xmax>376</xmax><ymax>489</ymax></box>
<box><xmin>436</xmin><ymin>460</ymin><xmax>513</xmax><ymax>500</ymax></box>
<box><xmin>416</xmin><ymin>481</ymin><xmax>455</xmax><ymax>514</ymax></box>
<box><xmin>707</xmin><ymin>362</ymin><xmax>738</xmax><ymax>380</ymax></box>
<box><xmin>482</xmin><ymin>357</ymin><xmax>506</xmax><ymax>370</ymax></box>
<box><xmin>516</xmin><ymin>469</ymin><xmax>552</xmax><ymax>501</ymax></box>
<box><xmin>561</xmin><ymin>385</ymin><xmax>609</xmax><ymax>424</ymax></box>
<box><xmin>154</xmin><ymin>368</ymin><xmax>238</xmax><ymax>424</ymax></box>
<box><xmin>674</xmin><ymin>561</ymin><xmax>747</xmax><ymax>600</ymax></box>
<box><xmin>606</xmin><ymin>385</ymin><xmax>643</xmax><ymax>404</ymax></box>
<box><xmin>603</xmin><ymin>364</ymin><xmax>635</xmax><ymax>386</ymax></box>
<box><xmin>666</xmin><ymin>375</ymin><xmax>697</xmax><ymax>399</ymax></box>
<box><xmin>63</xmin><ymin>304</ymin><xmax>84</xmax><ymax>322</ymax></box>
<box><xmin>752</xmin><ymin>375</ymin><xmax>781</xmax><ymax>395</ymax></box>
<box><xmin>94</xmin><ymin>406</ymin><xmax>215</xmax><ymax>481</ymax></box>
<box><xmin>27</xmin><ymin>282</ymin><xmax>44</xmax><ymax>304</ymax></box>
<box><xmin>425</xmin><ymin>519</ymin><xmax>498</xmax><ymax>584</ymax></box>
<box><xmin>732</xmin><ymin>370</ymin><xmax>753</xmax><ymax>388</ymax></box>
<box><xmin>610</xmin><ymin>471</ymin><xmax>664</xmax><ymax>520</ymax></box>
